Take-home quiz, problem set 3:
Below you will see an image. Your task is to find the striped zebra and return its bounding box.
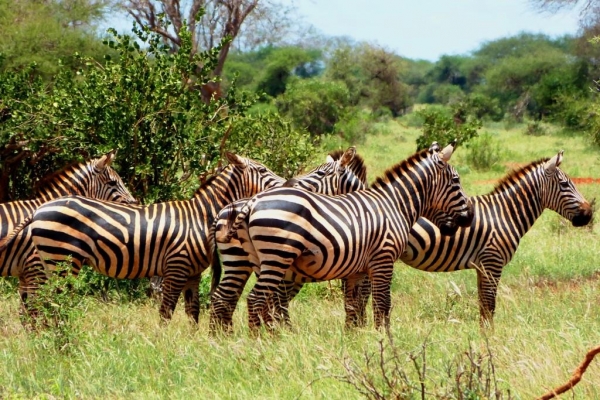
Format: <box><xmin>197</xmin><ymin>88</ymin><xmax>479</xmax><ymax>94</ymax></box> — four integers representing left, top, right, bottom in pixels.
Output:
<box><xmin>343</xmin><ymin>151</ymin><xmax>593</xmax><ymax>328</ymax></box>
<box><xmin>148</xmin><ymin>146</ymin><xmax>366</xmax><ymax>318</ymax></box>
<box><xmin>0</xmin><ymin>150</ymin><xmax>136</xmax><ymax>311</ymax></box>
<box><xmin>18</xmin><ymin>150</ymin><xmax>366</xmax><ymax>322</ymax></box>
<box><xmin>209</xmin><ymin>147</ymin><xmax>368</xmax><ymax>330</ymax></box>
<box><xmin>212</xmin><ymin>141</ymin><xmax>474</xmax><ymax>330</ymax></box>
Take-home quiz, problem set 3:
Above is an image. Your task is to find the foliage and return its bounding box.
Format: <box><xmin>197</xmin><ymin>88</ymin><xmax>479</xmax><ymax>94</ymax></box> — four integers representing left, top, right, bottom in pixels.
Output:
<box><xmin>414</xmin><ymin>106</ymin><xmax>482</xmax><ymax>151</ymax></box>
<box><xmin>253</xmin><ymin>47</ymin><xmax>322</xmax><ymax>98</ymax></box>
<box><xmin>0</xmin><ymin>23</ymin><xmax>314</xmax><ymax>202</ymax></box>
<box><xmin>333</xmin><ymin>109</ymin><xmax>392</xmax><ymax>145</ymax></box>
<box><xmin>276</xmin><ymin>78</ymin><xmax>350</xmax><ymax>137</ymax></box>
<box><xmin>25</xmin><ymin>260</ymin><xmax>88</xmax><ymax>352</ymax></box>
<box><xmin>464</xmin><ymin>93</ymin><xmax>504</xmax><ymax>121</ymax></box>
<box><xmin>0</xmin><ymin>0</ymin><xmax>110</xmax><ymax>77</ymax></box>
<box><xmin>464</xmin><ymin>132</ymin><xmax>503</xmax><ymax>171</ymax></box>
<box><xmin>525</xmin><ymin>120</ymin><xmax>548</xmax><ymax>136</ymax></box>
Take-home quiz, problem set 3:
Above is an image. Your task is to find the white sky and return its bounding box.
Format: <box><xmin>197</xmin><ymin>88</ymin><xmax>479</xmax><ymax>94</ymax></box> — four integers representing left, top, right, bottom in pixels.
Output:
<box><xmin>294</xmin><ymin>0</ymin><xmax>582</xmax><ymax>60</ymax></box>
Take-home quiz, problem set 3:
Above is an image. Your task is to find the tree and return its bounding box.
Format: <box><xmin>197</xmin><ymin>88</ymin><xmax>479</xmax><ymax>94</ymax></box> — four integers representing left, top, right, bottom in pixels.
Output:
<box><xmin>0</xmin><ymin>0</ymin><xmax>111</xmax><ymax>76</ymax></box>
<box><xmin>120</xmin><ymin>0</ymin><xmax>298</xmax><ymax>93</ymax></box>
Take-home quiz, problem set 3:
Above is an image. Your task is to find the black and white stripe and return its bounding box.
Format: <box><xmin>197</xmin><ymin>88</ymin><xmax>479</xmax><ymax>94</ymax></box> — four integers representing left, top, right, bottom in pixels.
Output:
<box><xmin>210</xmin><ymin>142</ymin><xmax>474</xmax><ymax>330</ymax></box>
<box><xmin>0</xmin><ymin>150</ymin><xmax>136</xmax><ymax>311</ymax></box>
<box><xmin>209</xmin><ymin>147</ymin><xmax>368</xmax><ymax>330</ymax></box>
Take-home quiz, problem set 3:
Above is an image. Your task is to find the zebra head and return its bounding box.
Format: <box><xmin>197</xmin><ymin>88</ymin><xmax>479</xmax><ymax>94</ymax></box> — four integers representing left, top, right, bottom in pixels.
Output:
<box><xmin>542</xmin><ymin>151</ymin><xmax>593</xmax><ymax>227</ymax></box>
<box><xmin>282</xmin><ymin>146</ymin><xmax>367</xmax><ymax>194</ymax></box>
<box><xmin>427</xmin><ymin>140</ymin><xmax>474</xmax><ymax>229</ymax></box>
<box><xmin>89</xmin><ymin>150</ymin><xmax>138</xmax><ymax>204</ymax></box>
<box><xmin>224</xmin><ymin>152</ymin><xmax>285</xmax><ymax>198</ymax></box>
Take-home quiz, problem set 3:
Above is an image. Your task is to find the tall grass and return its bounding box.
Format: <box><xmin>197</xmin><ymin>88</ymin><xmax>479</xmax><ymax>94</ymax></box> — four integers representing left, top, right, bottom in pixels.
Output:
<box><xmin>0</xmin><ymin>122</ymin><xmax>599</xmax><ymax>398</ymax></box>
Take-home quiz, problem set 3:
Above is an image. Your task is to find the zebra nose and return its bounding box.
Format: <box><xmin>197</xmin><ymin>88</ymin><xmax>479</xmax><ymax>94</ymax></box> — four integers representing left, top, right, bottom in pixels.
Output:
<box><xmin>456</xmin><ymin>201</ymin><xmax>475</xmax><ymax>227</ymax></box>
<box><xmin>572</xmin><ymin>202</ymin><xmax>593</xmax><ymax>227</ymax></box>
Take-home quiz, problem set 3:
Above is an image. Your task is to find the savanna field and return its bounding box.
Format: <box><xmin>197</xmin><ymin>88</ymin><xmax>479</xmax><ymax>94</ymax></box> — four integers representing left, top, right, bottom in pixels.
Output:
<box><xmin>1</xmin><ymin>122</ymin><xmax>599</xmax><ymax>399</ymax></box>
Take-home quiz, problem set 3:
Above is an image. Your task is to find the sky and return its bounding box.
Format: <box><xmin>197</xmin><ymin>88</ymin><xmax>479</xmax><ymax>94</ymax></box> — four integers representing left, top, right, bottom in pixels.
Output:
<box><xmin>104</xmin><ymin>0</ymin><xmax>583</xmax><ymax>62</ymax></box>
<box><xmin>293</xmin><ymin>0</ymin><xmax>583</xmax><ymax>60</ymax></box>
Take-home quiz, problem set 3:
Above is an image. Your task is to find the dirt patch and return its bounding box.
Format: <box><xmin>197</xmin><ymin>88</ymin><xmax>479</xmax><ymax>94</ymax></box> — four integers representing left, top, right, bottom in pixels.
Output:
<box><xmin>529</xmin><ymin>271</ymin><xmax>600</xmax><ymax>293</ymax></box>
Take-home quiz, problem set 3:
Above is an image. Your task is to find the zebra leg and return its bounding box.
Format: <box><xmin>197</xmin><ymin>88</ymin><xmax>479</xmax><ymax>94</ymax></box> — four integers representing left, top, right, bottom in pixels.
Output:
<box><xmin>159</xmin><ymin>270</ymin><xmax>188</xmax><ymax>321</ymax></box>
<box><xmin>369</xmin><ymin>265</ymin><xmax>394</xmax><ymax>329</ymax></box>
<box><xmin>183</xmin><ymin>275</ymin><xmax>201</xmax><ymax>323</ymax></box>
<box><xmin>476</xmin><ymin>266</ymin><xmax>501</xmax><ymax>329</ymax></box>
<box><xmin>247</xmin><ymin>270</ymin><xmax>287</xmax><ymax>330</ymax></box>
<box><xmin>342</xmin><ymin>273</ymin><xmax>370</xmax><ymax>327</ymax></box>
<box><xmin>19</xmin><ymin>253</ymin><xmax>49</xmax><ymax>321</ymax></box>
<box><xmin>209</xmin><ymin>265</ymin><xmax>254</xmax><ymax>332</ymax></box>
<box><xmin>263</xmin><ymin>281</ymin><xmax>301</xmax><ymax>327</ymax></box>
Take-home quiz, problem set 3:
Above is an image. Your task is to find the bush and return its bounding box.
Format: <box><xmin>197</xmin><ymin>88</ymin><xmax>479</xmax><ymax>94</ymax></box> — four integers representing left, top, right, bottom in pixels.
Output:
<box><xmin>465</xmin><ymin>132</ymin><xmax>503</xmax><ymax>171</ymax></box>
<box><xmin>276</xmin><ymin>78</ymin><xmax>351</xmax><ymax>136</ymax></box>
<box><xmin>0</xmin><ymin>22</ymin><xmax>314</xmax><ymax>203</ymax></box>
<box><xmin>464</xmin><ymin>93</ymin><xmax>504</xmax><ymax>121</ymax></box>
<box><xmin>525</xmin><ymin>120</ymin><xmax>547</xmax><ymax>136</ymax></box>
<box><xmin>415</xmin><ymin>105</ymin><xmax>482</xmax><ymax>151</ymax></box>
<box><xmin>333</xmin><ymin>109</ymin><xmax>391</xmax><ymax>145</ymax></box>
<box><xmin>25</xmin><ymin>260</ymin><xmax>88</xmax><ymax>352</ymax></box>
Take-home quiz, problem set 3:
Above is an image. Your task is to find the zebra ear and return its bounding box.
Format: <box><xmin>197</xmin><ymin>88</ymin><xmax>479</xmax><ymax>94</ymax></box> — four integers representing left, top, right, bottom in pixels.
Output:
<box><xmin>96</xmin><ymin>149</ymin><xmax>117</xmax><ymax>171</ymax></box>
<box><xmin>439</xmin><ymin>140</ymin><xmax>457</xmax><ymax>163</ymax></box>
<box><xmin>339</xmin><ymin>146</ymin><xmax>356</xmax><ymax>170</ymax></box>
<box><xmin>544</xmin><ymin>150</ymin><xmax>564</xmax><ymax>173</ymax></box>
<box><xmin>225</xmin><ymin>151</ymin><xmax>247</xmax><ymax>169</ymax></box>
<box><xmin>429</xmin><ymin>142</ymin><xmax>441</xmax><ymax>153</ymax></box>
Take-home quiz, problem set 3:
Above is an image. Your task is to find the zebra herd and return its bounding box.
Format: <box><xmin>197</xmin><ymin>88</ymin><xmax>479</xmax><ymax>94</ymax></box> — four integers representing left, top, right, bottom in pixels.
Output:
<box><xmin>0</xmin><ymin>143</ymin><xmax>593</xmax><ymax>332</ymax></box>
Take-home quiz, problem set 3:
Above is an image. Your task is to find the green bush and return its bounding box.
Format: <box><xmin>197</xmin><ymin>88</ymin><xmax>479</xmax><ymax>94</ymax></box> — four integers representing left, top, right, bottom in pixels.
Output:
<box><xmin>26</xmin><ymin>260</ymin><xmax>88</xmax><ymax>352</ymax></box>
<box><xmin>464</xmin><ymin>93</ymin><xmax>504</xmax><ymax>121</ymax></box>
<box><xmin>465</xmin><ymin>132</ymin><xmax>503</xmax><ymax>171</ymax></box>
<box><xmin>525</xmin><ymin>120</ymin><xmax>547</xmax><ymax>136</ymax></box>
<box><xmin>276</xmin><ymin>78</ymin><xmax>351</xmax><ymax>136</ymax></box>
<box><xmin>333</xmin><ymin>109</ymin><xmax>391</xmax><ymax>145</ymax></box>
<box><xmin>0</xmin><ymin>22</ymin><xmax>314</xmax><ymax>203</ymax></box>
<box><xmin>414</xmin><ymin>106</ymin><xmax>482</xmax><ymax>151</ymax></box>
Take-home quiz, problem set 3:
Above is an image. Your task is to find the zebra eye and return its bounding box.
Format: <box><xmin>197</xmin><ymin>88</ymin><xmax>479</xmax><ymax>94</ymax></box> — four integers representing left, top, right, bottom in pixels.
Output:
<box><xmin>258</xmin><ymin>167</ymin><xmax>267</xmax><ymax>173</ymax></box>
<box><xmin>559</xmin><ymin>180</ymin><xmax>570</xmax><ymax>188</ymax></box>
<box><xmin>451</xmin><ymin>177</ymin><xmax>460</xmax><ymax>184</ymax></box>
<box><xmin>107</xmin><ymin>180</ymin><xmax>118</xmax><ymax>186</ymax></box>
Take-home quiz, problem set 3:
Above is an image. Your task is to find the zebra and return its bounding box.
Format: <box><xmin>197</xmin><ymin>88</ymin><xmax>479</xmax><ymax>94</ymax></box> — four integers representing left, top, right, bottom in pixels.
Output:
<box><xmin>209</xmin><ymin>147</ymin><xmax>369</xmax><ymax>330</ymax></box>
<box><xmin>342</xmin><ymin>151</ymin><xmax>593</xmax><ymax>328</ymax></box>
<box><xmin>147</xmin><ymin>146</ymin><xmax>366</xmax><ymax>319</ymax></box>
<box><xmin>0</xmin><ymin>150</ymin><xmax>136</xmax><ymax>312</ymax></box>
<box><xmin>17</xmin><ymin>150</ymin><xmax>366</xmax><ymax>323</ymax></box>
<box><xmin>211</xmin><ymin>141</ymin><xmax>474</xmax><ymax>330</ymax></box>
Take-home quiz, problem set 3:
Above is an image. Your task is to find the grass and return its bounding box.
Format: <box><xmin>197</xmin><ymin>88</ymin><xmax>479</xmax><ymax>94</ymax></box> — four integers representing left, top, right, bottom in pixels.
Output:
<box><xmin>1</xmin><ymin>122</ymin><xmax>599</xmax><ymax>398</ymax></box>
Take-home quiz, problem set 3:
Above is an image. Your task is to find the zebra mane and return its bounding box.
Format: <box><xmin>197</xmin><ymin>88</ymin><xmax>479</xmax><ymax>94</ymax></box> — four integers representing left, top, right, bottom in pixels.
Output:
<box><xmin>372</xmin><ymin>148</ymin><xmax>431</xmax><ymax>187</ymax></box>
<box><xmin>327</xmin><ymin>149</ymin><xmax>368</xmax><ymax>184</ymax></box>
<box><xmin>34</xmin><ymin>160</ymin><xmax>87</xmax><ymax>195</ymax></box>
<box><xmin>491</xmin><ymin>158</ymin><xmax>550</xmax><ymax>194</ymax></box>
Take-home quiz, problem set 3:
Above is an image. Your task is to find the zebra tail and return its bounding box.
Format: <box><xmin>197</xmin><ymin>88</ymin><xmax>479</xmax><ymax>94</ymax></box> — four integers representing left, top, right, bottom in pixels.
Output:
<box><xmin>216</xmin><ymin>197</ymin><xmax>256</xmax><ymax>244</ymax></box>
<box><xmin>209</xmin><ymin>222</ymin><xmax>222</xmax><ymax>295</ymax></box>
<box><xmin>0</xmin><ymin>215</ymin><xmax>33</xmax><ymax>252</ymax></box>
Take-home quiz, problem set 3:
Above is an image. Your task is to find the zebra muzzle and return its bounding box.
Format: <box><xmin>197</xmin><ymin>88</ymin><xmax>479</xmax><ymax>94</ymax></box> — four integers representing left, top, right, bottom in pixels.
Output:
<box><xmin>571</xmin><ymin>203</ymin><xmax>593</xmax><ymax>227</ymax></box>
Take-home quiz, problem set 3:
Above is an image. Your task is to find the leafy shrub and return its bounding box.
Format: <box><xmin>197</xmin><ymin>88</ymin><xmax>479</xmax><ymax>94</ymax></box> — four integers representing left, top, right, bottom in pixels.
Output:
<box><xmin>552</xmin><ymin>94</ymin><xmax>592</xmax><ymax>130</ymax></box>
<box><xmin>415</xmin><ymin>106</ymin><xmax>482</xmax><ymax>151</ymax></box>
<box><xmin>464</xmin><ymin>93</ymin><xmax>504</xmax><ymax>121</ymax></box>
<box><xmin>0</xmin><ymin>22</ymin><xmax>314</xmax><ymax>203</ymax></box>
<box><xmin>26</xmin><ymin>260</ymin><xmax>87</xmax><ymax>352</ymax></box>
<box><xmin>525</xmin><ymin>120</ymin><xmax>547</xmax><ymax>136</ymax></box>
<box><xmin>333</xmin><ymin>109</ymin><xmax>391</xmax><ymax>145</ymax></box>
<box><xmin>276</xmin><ymin>78</ymin><xmax>350</xmax><ymax>136</ymax></box>
<box><xmin>465</xmin><ymin>132</ymin><xmax>503</xmax><ymax>171</ymax></box>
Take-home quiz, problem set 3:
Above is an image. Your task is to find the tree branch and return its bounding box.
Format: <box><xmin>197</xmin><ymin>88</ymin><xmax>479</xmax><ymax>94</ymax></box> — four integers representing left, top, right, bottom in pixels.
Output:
<box><xmin>537</xmin><ymin>345</ymin><xmax>600</xmax><ymax>400</ymax></box>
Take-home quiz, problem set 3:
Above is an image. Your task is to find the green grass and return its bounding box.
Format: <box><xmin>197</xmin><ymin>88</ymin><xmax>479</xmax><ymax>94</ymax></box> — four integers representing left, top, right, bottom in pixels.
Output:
<box><xmin>1</xmin><ymin>122</ymin><xmax>599</xmax><ymax>398</ymax></box>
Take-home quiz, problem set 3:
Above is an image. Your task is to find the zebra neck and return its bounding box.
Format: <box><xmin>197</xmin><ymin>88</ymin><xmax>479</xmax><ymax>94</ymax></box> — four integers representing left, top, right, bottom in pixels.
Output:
<box><xmin>34</xmin><ymin>164</ymin><xmax>90</xmax><ymax>201</ymax></box>
<box><xmin>370</xmin><ymin>175</ymin><xmax>429</xmax><ymax>227</ymax></box>
<box><xmin>192</xmin><ymin>176</ymin><xmax>237</xmax><ymax>217</ymax></box>
<box><xmin>487</xmin><ymin>177</ymin><xmax>544</xmax><ymax>236</ymax></box>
